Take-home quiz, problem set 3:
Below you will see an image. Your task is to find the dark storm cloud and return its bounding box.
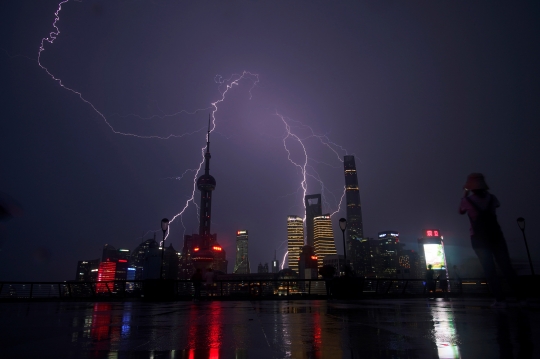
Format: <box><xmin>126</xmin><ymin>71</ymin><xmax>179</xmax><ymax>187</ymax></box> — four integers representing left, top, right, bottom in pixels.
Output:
<box><xmin>1</xmin><ymin>0</ymin><xmax>539</xmax><ymax>280</ymax></box>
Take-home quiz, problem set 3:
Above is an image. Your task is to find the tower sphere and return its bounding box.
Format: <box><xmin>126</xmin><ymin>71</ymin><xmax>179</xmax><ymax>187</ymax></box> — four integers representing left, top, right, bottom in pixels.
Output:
<box><xmin>197</xmin><ymin>174</ymin><xmax>216</xmax><ymax>191</ymax></box>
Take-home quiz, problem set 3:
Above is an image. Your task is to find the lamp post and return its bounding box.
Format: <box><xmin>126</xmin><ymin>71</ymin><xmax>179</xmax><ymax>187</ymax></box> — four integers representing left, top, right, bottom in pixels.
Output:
<box><xmin>339</xmin><ymin>218</ymin><xmax>347</xmax><ymax>274</ymax></box>
<box><xmin>517</xmin><ymin>217</ymin><xmax>535</xmax><ymax>276</ymax></box>
<box><xmin>160</xmin><ymin>218</ymin><xmax>169</xmax><ymax>280</ymax></box>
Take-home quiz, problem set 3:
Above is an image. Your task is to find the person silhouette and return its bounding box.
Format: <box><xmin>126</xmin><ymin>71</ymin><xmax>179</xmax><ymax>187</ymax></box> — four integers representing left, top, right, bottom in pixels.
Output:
<box><xmin>459</xmin><ymin>173</ymin><xmax>518</xmax><ymax>307</ymax></box>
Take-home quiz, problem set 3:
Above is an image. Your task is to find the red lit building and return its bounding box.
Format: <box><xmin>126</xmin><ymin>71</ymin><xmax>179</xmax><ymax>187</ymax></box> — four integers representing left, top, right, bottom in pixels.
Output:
<box><xmin>96</xmin><ymin>261</ymin><xmax>116</xmax><ymax>293</ymax></box>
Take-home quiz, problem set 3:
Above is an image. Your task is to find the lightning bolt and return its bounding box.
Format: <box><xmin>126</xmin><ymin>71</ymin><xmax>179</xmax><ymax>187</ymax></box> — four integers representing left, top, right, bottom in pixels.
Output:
<box><xmin>275</xmin><ymin>111</ymin><xmax>347</xmax><ymax>219</ymax></box>
<box><xmin>37</xmin><ymin>1</ymin><xmax>350</xmax><ymax>266</ymax></box>
<box><xmin>281</xmin><ymin>251</ymin><xmax>288</xmax><ymax>270</ymax></box>
<box><xmin>165</xmin><ymin>71</ymin><xmax>259</xmax><ymax>240</ymax></box>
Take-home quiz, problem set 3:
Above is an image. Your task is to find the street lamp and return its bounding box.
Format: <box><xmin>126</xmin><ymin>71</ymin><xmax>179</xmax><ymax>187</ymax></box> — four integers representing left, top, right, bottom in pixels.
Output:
<box><xmin>160</xmin><ymin>218</ymin><xmax>169</xmax><ymax>280</ymax></box>
<box><xmin>339</xmin><ymin>218</ymin><xmax>347</xmax><ymax>273</ymax></box>
<box><xmin>517</xmin><ymin>217</ymin><xmax>535</xmax><ymax>276</ymax></box>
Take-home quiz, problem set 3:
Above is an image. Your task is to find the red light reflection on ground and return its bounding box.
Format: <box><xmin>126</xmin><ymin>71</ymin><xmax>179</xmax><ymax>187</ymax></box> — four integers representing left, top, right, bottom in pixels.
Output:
<box><xmin>186</xmin><ymin>302</ymin><xmax>222</xmax><ymax>359</ymax></box>
<box><xmin>90</xmin><ymin>303</ymin><xmax>111</xmax><ymax>342</ymax></box>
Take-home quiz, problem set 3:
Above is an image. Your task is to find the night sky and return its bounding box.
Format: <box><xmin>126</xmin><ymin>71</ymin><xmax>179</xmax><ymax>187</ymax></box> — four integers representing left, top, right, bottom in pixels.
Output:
<box><xmin>1</xmin><ymin>1</ymin><xmax>539</xmax><ymax>281</ymax></box>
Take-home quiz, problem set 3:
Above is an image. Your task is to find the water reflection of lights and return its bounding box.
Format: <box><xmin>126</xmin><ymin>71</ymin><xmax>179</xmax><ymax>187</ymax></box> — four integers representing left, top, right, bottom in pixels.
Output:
<box><xmin>430</xmin><ymin>303</ymin><xmax>461</xmax><ymax>359</ymax></box>
<box><xmin>121</xmin><ymin>302</ymin><xmax>132</xmax><ymax>338</ymax></box>
<box><xmin>186</xmin><ymin>302</ymin><xmax>222</xmax><ymax>359</ymax></box>
<box><xmin>91</xmin><ymin>303</ymin><xmax>112</xmax><ymax>342</ymax></box>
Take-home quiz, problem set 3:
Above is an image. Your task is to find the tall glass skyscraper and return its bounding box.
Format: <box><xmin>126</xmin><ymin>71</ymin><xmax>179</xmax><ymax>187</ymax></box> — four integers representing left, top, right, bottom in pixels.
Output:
<box><xmin>313</xmin><ymin>214</ymin><xmax>337</xmax><ymax>269</ymax></box>
<box><xmin>233</xmin><ymin>230</ymin><xmax>250</xmax><ymax>274</ymax></box>
<box><xmin>304</xmin><ymin>194</ymin><xmax>322</xmax><ymax>247</ymax></box>
<box><xmin>344</xmin><ymin>155</ymin><xmax>365</xmax><ymax>274</ymax></box>
<box><xmin>287</xmin><ymin>215</ymin><xmax>304</xmax><ymax>274</ymax></box>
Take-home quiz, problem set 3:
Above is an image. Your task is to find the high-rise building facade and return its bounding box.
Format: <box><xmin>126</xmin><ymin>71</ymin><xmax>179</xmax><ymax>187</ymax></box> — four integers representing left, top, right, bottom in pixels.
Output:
<box><xmin>131</xmin><ymin>236</ymin><xmax>158</xmax><ymax>280</ymax></box>
<box><xmin>287</xmin><ymin>215</ymin><xmax>304</xmax><ymax>274</ymax></box>
<box><xmin>343</xmin><ymin>155</ymin><xmax>365</xmax><ymax>275</ymax></box>
<box><xmin>257</xmin><ymin>262</ymin><xmax>269</xmax><ymax>273</ymax></box>
<box><xmin>313</xmin><ymin>214</ymin><xmax>337</xmax><ymax>269</ymax></box>
<box><xmin>304</xmin><ymin>194</ymin><xmax>322</xmax><ymax>247</ymax></box>
<box><xmin>75</xmin><ymin>259</ymin><xmax>100</xmax><ymax>281</ymax></box>
<box><xmin>372</xmin><ymin>231</ymin><xmax>401</xmax><ymax>277</ymax></box>
<box><xmin>96</xmin><ymin>261</ymin><xmax>116</xmax><ymax>293</ymax></box>
<box><xmin>102</xmin><ymin>244</ymin><xmax>118</xmax><ymax>262</ymax></box>
<box><xmin>234</xmin><ymin>230</ymin><xmax>250</xmax><ymax>274</ymax></box>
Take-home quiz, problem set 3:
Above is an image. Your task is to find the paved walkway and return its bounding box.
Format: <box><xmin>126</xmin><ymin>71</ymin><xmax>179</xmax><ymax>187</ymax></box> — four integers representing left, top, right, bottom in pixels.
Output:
<box><xmin>0</xmin><ymin>298</ymin><xmax>538</xmax><ymax>358</ymax></box>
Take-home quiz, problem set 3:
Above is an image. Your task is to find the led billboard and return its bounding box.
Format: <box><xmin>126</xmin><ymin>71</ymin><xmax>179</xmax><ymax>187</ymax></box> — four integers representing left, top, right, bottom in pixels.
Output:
<box><xmin>423</xmin><ymin>243</ymin><xmax>446</xmax><ymax>270</ymax></box>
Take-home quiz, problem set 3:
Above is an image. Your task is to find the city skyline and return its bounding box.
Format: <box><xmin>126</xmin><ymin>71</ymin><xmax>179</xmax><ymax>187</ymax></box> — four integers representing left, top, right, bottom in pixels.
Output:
<box><xmin>1</xmin><ymin>1</ymin><xmax>539</xmax><ymax>281</ymax></box>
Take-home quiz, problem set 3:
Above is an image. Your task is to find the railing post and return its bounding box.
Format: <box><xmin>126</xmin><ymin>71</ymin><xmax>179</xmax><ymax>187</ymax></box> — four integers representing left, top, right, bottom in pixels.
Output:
<box><xmin>58</xmin><ymin>283</ymin><xmax>62</xmax><ymax>298</ymax></box>
<box><xmin>29</xmin><ymin>283</ymin><xmax>34</xmax><ymax>299</ymax></box>
<box><xmin>308</xmin><ymin>280</ymin><xmax>311</xmax><ymax>295</ymax></box>
<box><xmin>220</xmin><ymin>281</ymin><xmax>223</xmax><ymax>297</ymax></box>
<box><xmin>286</xmin><ymin>280</ymin><xmax>289</xmax><ymax>296</ymax></box>
<box><xmin>67</xmin><ymin>283</ymin><xmax>72</xmax><ymax>298</ymax></box>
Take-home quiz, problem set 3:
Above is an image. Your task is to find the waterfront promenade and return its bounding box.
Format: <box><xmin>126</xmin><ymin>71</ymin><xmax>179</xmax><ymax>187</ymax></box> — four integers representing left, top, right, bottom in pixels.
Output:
<box><xmin>1</xmin><ymin>298</ymin><xmax>538</xmax><ymax>358</ymax></box>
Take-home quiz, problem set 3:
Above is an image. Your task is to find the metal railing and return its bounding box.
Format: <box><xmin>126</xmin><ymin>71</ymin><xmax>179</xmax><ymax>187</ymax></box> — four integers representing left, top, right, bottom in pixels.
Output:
<box><xmin>0</xmin><ymin>278</ymin><xmax>489</xmax><ymax>300</ymax></box>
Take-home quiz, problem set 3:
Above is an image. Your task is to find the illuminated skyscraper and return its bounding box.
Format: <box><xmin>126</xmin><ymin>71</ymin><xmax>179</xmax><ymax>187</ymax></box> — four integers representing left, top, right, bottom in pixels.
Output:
<box><xmin>96</xmin><ymin>261</ymin><xmax>116</xmax><ymax>293</ymax></box>
<box><xmin>313</xmin><ymin>214</ymin><xmax>337</xmax><ymax>269</ymax></box>
<box><xmin>343</xmin><ymin>155</ymin><xmax>365</xmax><ymax>275</ymax></box>
<box><xmin>234</xmin><ymin>230</ymin><xmax>250</xmax><ymax>274</ymax></box>
<box><xmin>304</xmin><ymin>194</ymin><xmax>322</xmax><ymax>247</ymax></box>
<box><xmin>287</xmin><ymin>215</ymin><xmax>304</xmax><ymax>274</ymax></box>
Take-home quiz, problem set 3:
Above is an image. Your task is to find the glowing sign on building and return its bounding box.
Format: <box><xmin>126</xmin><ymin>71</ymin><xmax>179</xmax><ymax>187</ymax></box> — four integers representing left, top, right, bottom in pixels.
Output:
<box><xmin>426</xmin><ymin>229</ymin><xmax>440</xmax><ymax>237</ymax></box>
<box><xmin>423</xmin><ymin>244</ymin><xmax>446</xmax><ymax>270</ymax></box>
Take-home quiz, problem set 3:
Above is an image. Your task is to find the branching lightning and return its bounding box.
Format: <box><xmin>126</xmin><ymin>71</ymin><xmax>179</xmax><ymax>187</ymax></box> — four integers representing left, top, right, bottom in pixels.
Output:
<box><xmin>37</xmin><ymin>1</ymin><xmax>350</xmax><ymax>266</ymax></box>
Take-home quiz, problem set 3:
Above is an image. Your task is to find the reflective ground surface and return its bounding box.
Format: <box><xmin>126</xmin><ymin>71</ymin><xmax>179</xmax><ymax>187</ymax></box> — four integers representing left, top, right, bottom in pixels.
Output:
<box><xmin>1</xmin><ymin>298</ymin><xmax>538</xmax><ymax>358</ymax></box>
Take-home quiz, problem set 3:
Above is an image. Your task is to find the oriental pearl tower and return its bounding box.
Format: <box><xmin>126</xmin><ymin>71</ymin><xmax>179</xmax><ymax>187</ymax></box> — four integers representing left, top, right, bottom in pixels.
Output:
<box><xmin>197</xmin><ymin>116</ymin><xmax>216</xmax><ymax>241</ymax></box>
<box><xmin>190</xmin><ymin>115</ymin><xmax>227</xmax><ymax>272</ymax></box>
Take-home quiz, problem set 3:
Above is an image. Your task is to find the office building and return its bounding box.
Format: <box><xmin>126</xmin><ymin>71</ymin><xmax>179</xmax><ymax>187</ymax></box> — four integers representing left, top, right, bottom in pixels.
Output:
<box><xmin>257</xmin><ymin>263</ymin><xmax>269</xmax><ymax>273</ymax></box>
<box><xmin>287</xmin><ymin>215</ymin><xmax>304</xmax><ymax>274</ymax></box>
<box><xmin>313</xmin><ymin>214</ymin><xmax>337</xmax><ymax>269</ymax></box>
<box><xmin>102</xmin><ymin>244</ymin><xmax>118</xmax><ymax>262</ymax></box>
<box><xmin>132</xmin><ymin>236</ymin><xmax>158</xmax><ymax>280</ymax></box>
<box><xmin>343</xmin><ymin>155</ymin><xmax>365</xmax><ymax>275</ymax></box>
<box><xmin>371</xmin><ymin>231</ymin><xmax>401</xmax><ymax>277</ymax></box>
<box><xmin>75</xmin><ymin>259</ymin><xmax>100</xmax><ymax>282</ymax></box>
<box><xmin>96</xmin><ymin>261</ymin><xmax>116</xmax><ymax>293</ymax></box>
<box><xmin>234</xmin><ymin>230</ymin><xmax>250</xmax><ymax>274</ymax></box>
<box><xmin>161</xmin><ymin>243</ymin><xmax>179</xmax><ymax>280</ymax></box>
<box><xmin>304</xmin><ymin>194</ymin><xmax>322</xmax><ymax>247</ymax></box>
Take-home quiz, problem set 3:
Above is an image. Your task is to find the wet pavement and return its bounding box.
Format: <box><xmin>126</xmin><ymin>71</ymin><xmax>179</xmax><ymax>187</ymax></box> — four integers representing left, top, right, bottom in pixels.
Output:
<box><xmin>0</xmin><ymin>298</ymin><xmax>538</xmax><ymax>358</ymax></box>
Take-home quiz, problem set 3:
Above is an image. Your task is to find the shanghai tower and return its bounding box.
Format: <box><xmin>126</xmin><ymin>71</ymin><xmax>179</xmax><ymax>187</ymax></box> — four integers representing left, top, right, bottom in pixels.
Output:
<box><xmin>344</xmin><ymin>155</ymin><xmax>365</xmax><ymax>273</ymax></box>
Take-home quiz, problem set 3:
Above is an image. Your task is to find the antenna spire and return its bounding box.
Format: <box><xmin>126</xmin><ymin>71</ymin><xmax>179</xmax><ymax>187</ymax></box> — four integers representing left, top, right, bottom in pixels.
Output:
<box><xmin>204</xmin><ymin>114</ymin><xmax>211</xmax><ymax>174</ymax></box>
